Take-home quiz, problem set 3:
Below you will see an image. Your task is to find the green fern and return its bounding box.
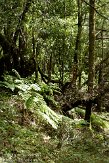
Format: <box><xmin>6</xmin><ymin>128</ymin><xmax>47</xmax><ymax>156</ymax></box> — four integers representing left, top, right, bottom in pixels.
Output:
<box><xmin>24</xmin><ymin>93</ymin><xmax>61</xmax><ymax>129</ymax></box>
<box><xmin>12</xmin><ymin>69</ymin><xmax>21</xmax><ymax>79</ymax></box>
<box><xmin>0</xmin><ymin>81</ymin><xmax>15</xmax><ymax>91</ymax></box>
<box><xmin>0</xmin><ymin>73</ymin><xmax>61</xmax><ymax>129</ymax></box>
<box><xmin>18</xmin><ymin>84</ymin><xmax>61</xmax><ymax>129</ymax></box>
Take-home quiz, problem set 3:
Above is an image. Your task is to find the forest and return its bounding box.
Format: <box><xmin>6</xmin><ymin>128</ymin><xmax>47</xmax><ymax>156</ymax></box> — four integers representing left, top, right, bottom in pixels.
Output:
<box><xmin>0</xmin><ymin>0</ymin><xmax>109</xmax><ymax>162</ymax></box>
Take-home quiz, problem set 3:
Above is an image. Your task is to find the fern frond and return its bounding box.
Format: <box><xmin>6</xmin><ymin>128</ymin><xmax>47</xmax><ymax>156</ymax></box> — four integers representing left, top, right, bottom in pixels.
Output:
<box><xmin>23</xmin><ymin>92</ymin><xmax>61</xmax><ymax>129</ymax></box>
<box><xmin>29</xmin><ymin>84</ymin><xmax>41</xmax><ymax>91</ymax></box>
<box><xmin>37</xmin><ymin>111</ymin><xmax>59</xmax><ymax>129</ymax></box>
<box><xmin>12</xmin><ymin>69</ymin><xmax>21</xmax><ymax>79</ymax></box>
<box><xmin>0</xmin><ymin>81</ymin><xmax>15</xmax><ymax>91</ymax></box>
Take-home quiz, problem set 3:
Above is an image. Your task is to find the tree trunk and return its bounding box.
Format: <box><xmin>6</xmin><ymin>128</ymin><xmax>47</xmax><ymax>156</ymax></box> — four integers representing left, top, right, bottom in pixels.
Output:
<box><xmin>85</xmin><ymin>0</ymin><xmax>95</xmax><ymax>122</ymax></box>
<box><xmin>48</xmin><ymin>54</ymin><xmax>52</xmax><ymax>83</ymax></box>
<box><xmin>72</xmin><ymin>0</ymin><xmax>83</xmax><ymax>89</ymax></box>
<box><xmin>32</xmin><ymin>30</ymin><xmax>39</xmax><ymax>82</ymax></box>
<box><xmin>97</xmin><ymin>23</ymin><xmax>104</xmax><ymax>112</ymax></box>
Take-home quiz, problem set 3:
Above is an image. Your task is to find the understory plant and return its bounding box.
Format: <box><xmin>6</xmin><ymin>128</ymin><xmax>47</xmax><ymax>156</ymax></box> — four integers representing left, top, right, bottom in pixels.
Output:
<box><xmin>0</xmin><ymin>72</ymin><xmax>62</xmax><ymax>129</ymax></box>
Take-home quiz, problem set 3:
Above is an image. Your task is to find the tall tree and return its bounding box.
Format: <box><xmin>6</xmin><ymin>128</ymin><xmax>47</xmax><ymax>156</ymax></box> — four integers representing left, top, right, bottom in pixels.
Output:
<box><xmin>72</xmin><ymin>0</ymin><xmax>83</xmax><ymax>89</ymax></box>
<box><xmin>85</xmin><ymin>0</ymin><xmax>96</xmax><ymax>122</ymax></box>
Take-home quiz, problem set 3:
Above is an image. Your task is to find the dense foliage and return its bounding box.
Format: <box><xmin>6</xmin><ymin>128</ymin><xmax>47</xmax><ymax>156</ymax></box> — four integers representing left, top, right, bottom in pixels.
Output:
<box><xmin>0</xmin><ymin>73</ymin><xmax>109</xmax><ymax>162</ymax></box>
<box><xmin>1</xmin><ymin>0</ymin><xmax>109</xmax><ymax>162</ymax></box>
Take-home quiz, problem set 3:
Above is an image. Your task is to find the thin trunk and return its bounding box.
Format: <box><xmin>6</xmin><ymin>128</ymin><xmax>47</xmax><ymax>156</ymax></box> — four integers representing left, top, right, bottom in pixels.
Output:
<box><xmin>13</xmin><ymin>0</ymin><xmax>33</xmax><ymax>43</ymax></box>
<box><xmin>32</xmin><ymin>30</ymin><xmax>39</xmax><ymax>82</ymax></box>
<box><xmin>78</xmin><ymin>71</ymin><xmax>82</xmax><ymax>89</ymax></box>
<box><xmin>85</xmin><ymin>0</ymin><xmax>95</xmax><ymax>122</ymax></box>
<box><xmin>72</xmin><ymin>0</ymin><xmax>83</xmax><ymax>89</ymax></box>
<box><xmin>48</xmin><ymin>54</ymin><xmax>52</xmax><ymax>83</ymax></box>
<box><xmin>97</xmin><ymin>29</ymin><xmax>104</xmax><ymax>112</ymax></box>
<box><xmin>61</xmin><ymin>59</ymin><xmax>64</xmax><ymax>86</ymax></box>
<box><xmin>35</xmin><ymin>42</ymin><xmax>39</xmax><ymax>81</ymax></box>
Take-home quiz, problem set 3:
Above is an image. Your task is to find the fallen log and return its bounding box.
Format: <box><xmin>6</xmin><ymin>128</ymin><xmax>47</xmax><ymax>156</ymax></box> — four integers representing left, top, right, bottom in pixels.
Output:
<box><xmin>61</xmin><ymin>83</ymin><xmax>109</xmax><ymax>113</ymax></box>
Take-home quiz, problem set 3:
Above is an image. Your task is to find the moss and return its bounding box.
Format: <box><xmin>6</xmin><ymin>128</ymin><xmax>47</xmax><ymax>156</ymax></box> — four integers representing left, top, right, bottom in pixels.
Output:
<box><xmin>0</xmin><ymin>86</ymin><xmax>109</xmax><ymax>163</ymax></box>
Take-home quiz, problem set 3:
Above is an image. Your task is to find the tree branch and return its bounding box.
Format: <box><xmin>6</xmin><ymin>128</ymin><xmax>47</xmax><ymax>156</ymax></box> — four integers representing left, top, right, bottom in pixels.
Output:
<box><xmin>0</xmin><ymin>33</ymin><xmax>17</xmax><ymax>55</ymax></box>
<box><xmin>13</xmin><ymin>0</ymin><xmax>33</xmax><ymax>43</ymax></box>
<box><xmin>83</xmin><ymin>0</ymin><xmax>109</xmax><ymax>20</ymax></box>
<box><xmin>38</xmin><ymin>66</ymin><xmax>63</xmax><ymax>85</ymax></box>
<box><xmin>62</xmin><ymin>82</ymin><xmax>109</xmax><ymax>113</ymax></box>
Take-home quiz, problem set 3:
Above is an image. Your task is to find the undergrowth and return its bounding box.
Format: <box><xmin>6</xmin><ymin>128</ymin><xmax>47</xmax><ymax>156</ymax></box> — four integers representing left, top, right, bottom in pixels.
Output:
<box><xmin>0</xmin><ymin>73</ymin><xmax>109</xmax><ymax>163</ymax></box>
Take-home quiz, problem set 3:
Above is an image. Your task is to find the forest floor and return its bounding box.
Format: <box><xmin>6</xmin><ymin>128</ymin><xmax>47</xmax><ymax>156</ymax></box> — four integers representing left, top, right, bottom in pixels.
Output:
<box><xmin>0</xmin><ymin>88</ymin><xmax>109</xmax><ymax>163</ymax></box>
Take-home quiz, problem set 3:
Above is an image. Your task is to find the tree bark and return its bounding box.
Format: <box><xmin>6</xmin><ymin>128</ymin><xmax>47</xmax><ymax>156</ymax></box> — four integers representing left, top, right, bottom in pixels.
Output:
<box><xmin>84</xmin><ymin>0</ymin><xmax>95</xmax><ymax>122</ymax></box>
<box><xmin>13</xmin><ymin>0</ymin><xmax>33</xmax><ymax>43</ymax></box>
<box><xmin>72</xmin><ymin>0</ymin><xmax>83</xmax><ymax>89</ymax></box>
